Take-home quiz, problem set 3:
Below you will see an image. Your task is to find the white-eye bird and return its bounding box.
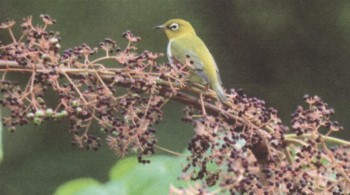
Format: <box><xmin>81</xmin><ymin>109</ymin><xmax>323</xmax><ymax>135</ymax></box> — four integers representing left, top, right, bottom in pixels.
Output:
<box><xmin>154</xmin><ymin>19</ymin><xmax>227</xmax><ymax>102</ymax></box>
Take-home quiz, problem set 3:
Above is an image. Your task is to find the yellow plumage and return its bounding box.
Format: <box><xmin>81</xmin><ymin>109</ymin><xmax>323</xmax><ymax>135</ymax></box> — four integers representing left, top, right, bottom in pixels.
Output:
<box><xmin>154</xmin><ymin>19</ymin><xmax>227</xmax><ymax>102</ymax></box>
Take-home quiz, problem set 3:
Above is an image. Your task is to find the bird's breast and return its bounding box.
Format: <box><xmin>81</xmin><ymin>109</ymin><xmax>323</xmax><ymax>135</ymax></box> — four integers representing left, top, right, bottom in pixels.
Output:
<box><xmin>167</xmin><ymin>39</ymin><xmax>174</xmax><ymax>65</ymax></box>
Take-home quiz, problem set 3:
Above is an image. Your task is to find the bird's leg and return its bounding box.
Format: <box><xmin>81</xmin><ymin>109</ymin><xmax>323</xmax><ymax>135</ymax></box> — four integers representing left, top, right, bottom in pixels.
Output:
<box><xmin>200</xmin><ymin>92</ymin><xmax>207</xmax><ymax>116</ymax></box>
<box><xmin>191</xmin><ymin>82</ymin><xmax>206</xmax><ymax>91</ymax></box>
<box><xmin>191</xmin><ymin>92</ymin><xmax>207</xmax><ymax>119</ymax></box>
<box><xmin>202</xmin><ymin>83</ymin><xmax>216</xmax><ymax>98</ymax></box>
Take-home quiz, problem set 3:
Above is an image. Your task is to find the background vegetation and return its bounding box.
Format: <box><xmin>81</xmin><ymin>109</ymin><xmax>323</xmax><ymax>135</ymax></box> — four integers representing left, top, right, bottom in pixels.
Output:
<box><xmin>1</xmin><ymin>1</ymin><xmax>350</xmax><ymax>194</ymax></box>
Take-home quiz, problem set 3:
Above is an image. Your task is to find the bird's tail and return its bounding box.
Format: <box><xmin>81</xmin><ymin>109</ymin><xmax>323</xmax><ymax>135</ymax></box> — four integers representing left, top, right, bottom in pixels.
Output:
<box><xmin>212</xmin><ymin>82</ymin><xmax>227</xmax><ymax>103</ymax></box>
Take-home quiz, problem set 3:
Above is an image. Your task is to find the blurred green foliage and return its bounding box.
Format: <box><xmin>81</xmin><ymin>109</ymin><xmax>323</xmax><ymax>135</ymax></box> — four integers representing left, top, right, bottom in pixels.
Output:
<box><xmin>1</xmin><ymin>0</ymin><xmax>350</xmax><ymax>194</ymax></box>
<box><xmin>54</xmin><ymin>156</ymin><xmax>191</xmax><ymax>195</ymax></box>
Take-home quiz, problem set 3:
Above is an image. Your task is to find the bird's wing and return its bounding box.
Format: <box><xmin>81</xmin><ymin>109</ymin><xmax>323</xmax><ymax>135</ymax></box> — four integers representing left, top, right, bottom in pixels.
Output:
<box><xmin>214</xmin><ymin>61</ymin><xmax>222</xmax><ymax>85</ymax></box>
<box><xmin>170</xmin><ymin>39</ymin><xmax>210</xmax><ymax>83</ymax></box>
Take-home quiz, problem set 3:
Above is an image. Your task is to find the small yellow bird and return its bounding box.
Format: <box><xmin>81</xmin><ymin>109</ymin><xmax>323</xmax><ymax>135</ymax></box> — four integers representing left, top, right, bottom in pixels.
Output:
<box><xmin>154</xmin><ymin>19</ymin><xmax>227</xmax><ymax>102</ymax></box>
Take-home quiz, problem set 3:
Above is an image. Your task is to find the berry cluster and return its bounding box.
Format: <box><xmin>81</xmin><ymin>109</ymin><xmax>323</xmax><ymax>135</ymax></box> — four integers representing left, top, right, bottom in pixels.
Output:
<box><xmin>180</xmin><ymin>89</ymin><xmax>288</xmax><ymax>194</ymax></box>
<box><xmin>175</xmin><ymin>95</ymin><xmax>350</xmax><ymax>194</ymax></box>
<box><xmin>1</xmin><ymin>16</ymin><xmax>349</xmax><ymax>194</ymax></box>
<box><xmin>0</xmin><ymin>16</ymin><xmax>172</xmax><ymax>157</ymax></box>
<box><xmin>291</xmin><ymin>95</ymin><xmax>343</xmax><ymax>135</ymax></box>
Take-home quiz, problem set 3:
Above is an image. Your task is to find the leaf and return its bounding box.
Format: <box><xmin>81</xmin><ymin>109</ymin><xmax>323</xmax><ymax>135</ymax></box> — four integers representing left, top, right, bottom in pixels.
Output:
<box><xmin>54</xmin><ymin>178</ymin><xmax>100</xmax><ymax>195</ymax></box>
<box><xmin>109</xmin><ymin>156</ymin><xmax>184</xmax><ymax>195</ymax></box>
<box><xmin>109</xmin><ymin>157</ymin><xmax>139</xmax><ymax>180</ymax></box>
<box><xmin>54</xmin><ymin>155</ymin><xmax>191</xmax><ymax>195</ymax></box>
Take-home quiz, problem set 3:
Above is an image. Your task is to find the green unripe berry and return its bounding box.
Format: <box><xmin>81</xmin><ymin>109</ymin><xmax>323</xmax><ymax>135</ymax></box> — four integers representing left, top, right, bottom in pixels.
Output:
<box><xmin>8</xmin><ymin>126</ymin><xmax>16</xmax><ymax>132</ymax></box>
<box><xmin>26</xmin><ymin>112</ymin><xmax>35</xmax><ymax>119</ymax></box>
<box><xmin>41</xmin><ymin>54</ymin><xmax>50</xmax><ymax>61</ymax></box>
<box><xmin>33</xmin><ymin>117</ymin><xmax>42</xmax><ymax>125</ymax></box>
<box><xmin>55</xmin><ymin>110</ymin><xmax>68</xmax><ymax>118</ymax></box>
<box><xmin>112</xmin><ymin>131</ymin><xmax>118</xmax><ymax>136</ymax></box>
<box><xmin>76</xmin><ymin>107</ymin><xmax>82</xmax><ymax>113</ymax></box>
<box><xmin>55</xmin><ymin>43</ymin><xmax>61</xmax><ymax>49</ymax></box>
<box><xmin>49</xmin><ymin>37</ymin><xmax>59</xmax><ymax>44</ymax></box>
<box><xmin>35</xmin><ymin>110</ymin><xmax>44</xmax><ymax>117</ymax></box>
<box><xmin>45</xmin><ymin>108</ymin><xmax>54</xmax><ymax>117</ymax></box>
<box><xmin>60</xmin><ymin>110</ymin><xmax>68</xmax><ymax>116</ymax></box>
<box><xmin>71</xmin><ymin>100</ymin><xmax>79</xmax><ymax>107</ymax></box>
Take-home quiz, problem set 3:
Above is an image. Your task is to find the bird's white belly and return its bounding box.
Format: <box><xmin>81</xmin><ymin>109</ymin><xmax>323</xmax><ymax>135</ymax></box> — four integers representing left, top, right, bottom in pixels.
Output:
<box><xmin>167</xmin><ymin>39</ymin><xmax>174</xmax><ymax>65</ymax></box>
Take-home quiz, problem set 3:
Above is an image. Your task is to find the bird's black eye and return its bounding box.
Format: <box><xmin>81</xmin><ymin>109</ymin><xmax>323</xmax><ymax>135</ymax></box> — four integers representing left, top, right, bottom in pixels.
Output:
<box><xmin>169</xmin><ymin>23</ymin><xmax>179</xmax><ymax>31</ymax></box>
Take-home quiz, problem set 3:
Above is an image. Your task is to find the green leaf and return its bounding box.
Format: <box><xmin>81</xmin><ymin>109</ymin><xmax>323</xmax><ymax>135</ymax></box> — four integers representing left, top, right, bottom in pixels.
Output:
<box><xmin>75</xmin><ymin>180</ymin><xmax>129</xmax><ymax>195</ymax></box>
<box><xmin>109</xmin><ymin>156</ymin><xmax>184</xmax><ymax>195</ymax></box>
<box><xmin>55</xmin><ymin>155</ymin><xmax>202</xmax><ymax>195</ymax></box>
<box><xmin>109</xmin><ymin>157</ymin><xmax>139</xmax><ymax>180</ymax></box>
<box><xmin>54</xmin><ymin>178</ymin><xmax>100</xmax><ymax>195</ymax></box>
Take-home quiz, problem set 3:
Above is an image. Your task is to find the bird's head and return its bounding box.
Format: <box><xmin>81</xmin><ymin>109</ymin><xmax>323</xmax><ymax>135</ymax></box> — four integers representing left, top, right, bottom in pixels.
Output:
<box><xmin>154</xmin><ymin>19</ymin><xmax>196</xmax><ymax>40</ymax></box>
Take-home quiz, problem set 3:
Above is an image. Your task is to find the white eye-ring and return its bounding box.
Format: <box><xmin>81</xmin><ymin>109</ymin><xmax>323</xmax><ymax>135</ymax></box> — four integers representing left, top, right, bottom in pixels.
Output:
<box><xmin>169</xmin><ymin>23</ymin><xmax>179</xmax><ymax>31</ymax></box>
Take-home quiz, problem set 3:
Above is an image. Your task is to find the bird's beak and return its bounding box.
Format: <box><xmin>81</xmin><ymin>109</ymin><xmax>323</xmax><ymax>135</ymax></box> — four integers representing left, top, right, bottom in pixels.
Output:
<box><xmin>153</xmin><ymin>25</ymin><xmax>166</xmax><ymax>30</ymax></box>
